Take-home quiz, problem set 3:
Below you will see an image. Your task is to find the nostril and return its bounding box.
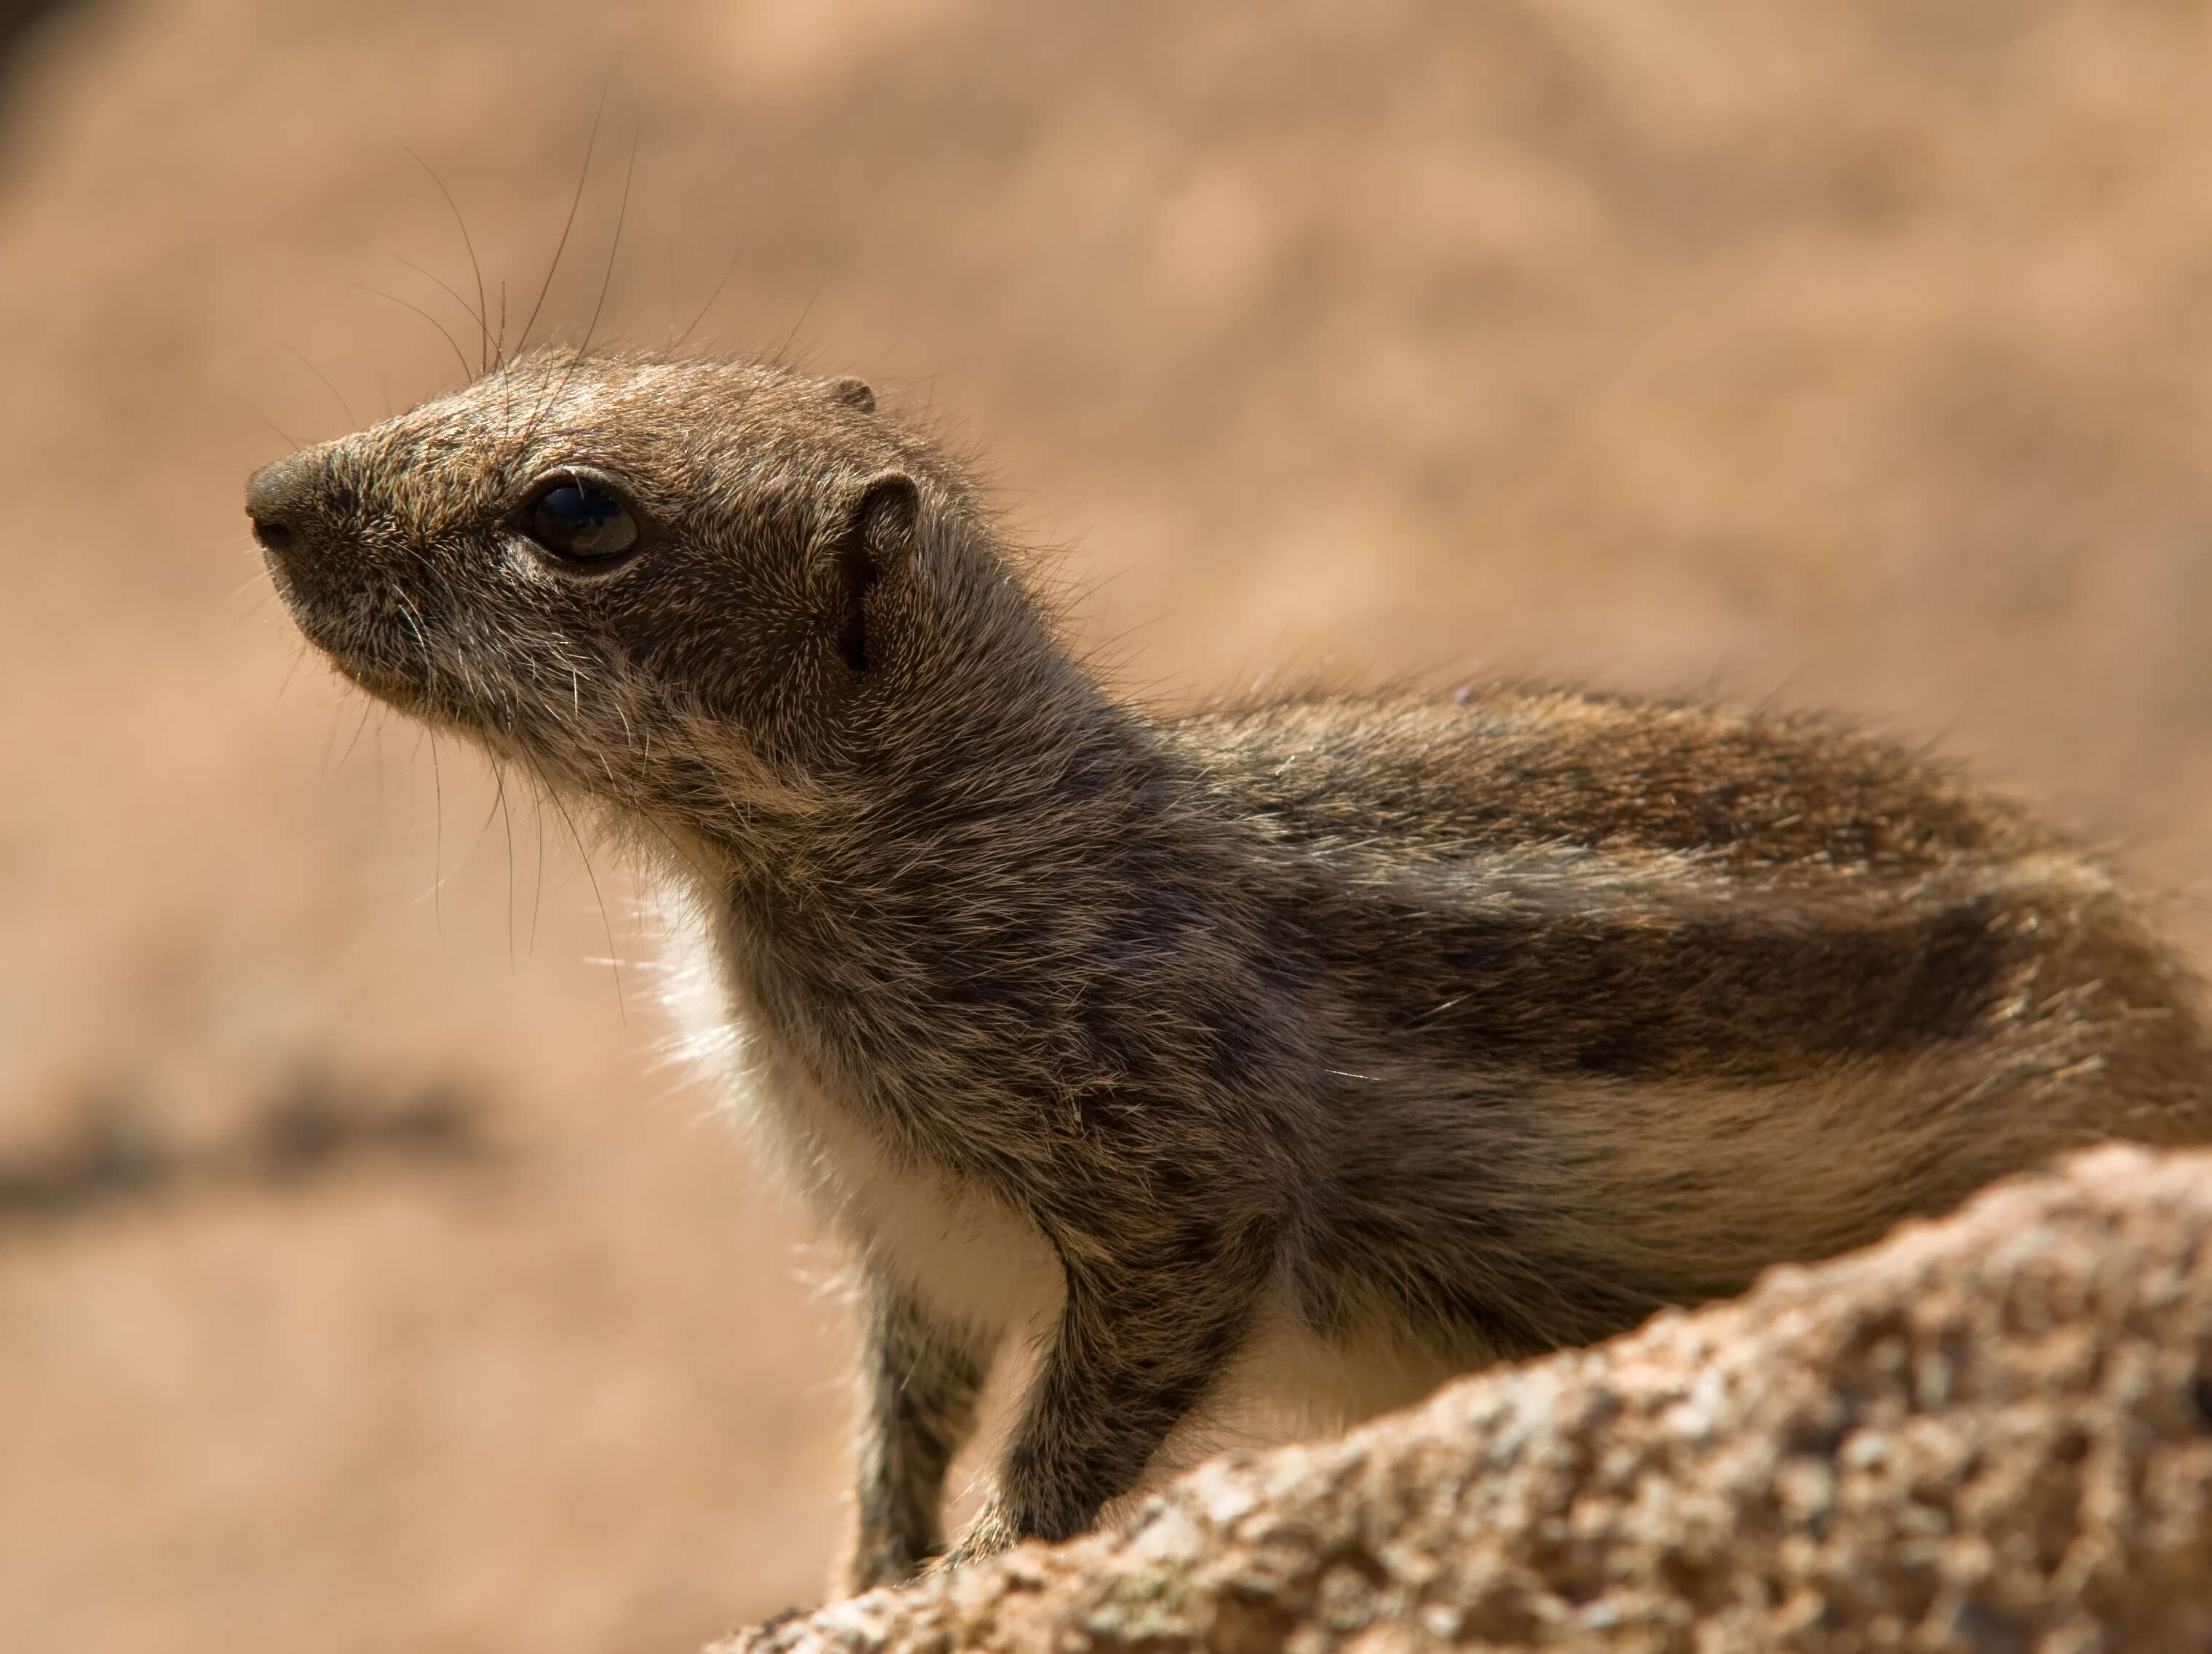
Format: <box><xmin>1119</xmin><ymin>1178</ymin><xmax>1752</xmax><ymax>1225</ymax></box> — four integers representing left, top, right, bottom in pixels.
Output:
<box><xmin>245</xmin><ymin>450</ymin><xmax>326</xmax><ymax>555</ymax></box>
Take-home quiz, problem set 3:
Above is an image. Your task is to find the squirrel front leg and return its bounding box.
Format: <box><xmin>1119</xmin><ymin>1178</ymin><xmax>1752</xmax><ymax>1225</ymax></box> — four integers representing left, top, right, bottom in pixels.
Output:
<box><xmin>943</xmin><ymin>1215</ymin><xmax>1275</xmax><ymax>1565</ymax></box>
<box><xmin>846</xmin><ymin>1257</ymin><xmax>998</xmax><ymax>1594</ymax></box>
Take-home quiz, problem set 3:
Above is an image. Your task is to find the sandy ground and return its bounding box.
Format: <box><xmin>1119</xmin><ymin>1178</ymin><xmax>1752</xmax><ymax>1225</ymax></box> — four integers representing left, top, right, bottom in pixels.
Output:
<box><xmin>1</xmin><ymin>1</ymin><xmax>2208</xmax><ymax>1650</ymax></box>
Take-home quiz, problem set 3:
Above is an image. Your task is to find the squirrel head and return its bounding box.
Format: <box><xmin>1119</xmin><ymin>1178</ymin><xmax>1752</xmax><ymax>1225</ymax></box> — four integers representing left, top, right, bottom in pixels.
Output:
<box><xmin>248</xmin><ymin>352</ymin><xmax>1071</xmax><ymax>830</ymax></box>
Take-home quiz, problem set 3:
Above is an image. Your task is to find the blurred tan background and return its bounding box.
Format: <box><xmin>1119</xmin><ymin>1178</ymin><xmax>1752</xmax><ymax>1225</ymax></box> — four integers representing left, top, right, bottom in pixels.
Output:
<box><xmin>2</xmin><ymin>1</ymin><xmax>2210</xmax><ymax>1649</ymax></box>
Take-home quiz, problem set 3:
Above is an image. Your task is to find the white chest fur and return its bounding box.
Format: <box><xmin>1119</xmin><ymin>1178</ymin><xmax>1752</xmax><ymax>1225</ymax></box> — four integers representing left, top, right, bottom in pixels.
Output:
<box><xmin>655</xmin><ymin>885</ymin><xmax>1065</xmax><ymax>1341</ymax></box>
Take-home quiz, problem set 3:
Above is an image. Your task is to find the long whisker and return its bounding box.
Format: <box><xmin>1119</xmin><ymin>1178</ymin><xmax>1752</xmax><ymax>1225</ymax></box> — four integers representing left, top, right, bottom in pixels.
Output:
<box><xmin>514</xmin><ymin>124</ymin><xmax>638</xmax><ymax>460</ymax></box>
<box><xmin>355</xmin><ymin>285</ymin><xmax>472</xmax><ymax>383</ymax></box>
<box><xmin>769</xmin><ymin>279</ymin><xmax>823</xmax><ymax>369</ymax></box>
<box><xmin>333</xmin><ymin>696</ymin><xmax>376</xmax><ymax>775</ymax></box>
<box><xmin>274</xmin><ymin>638</ymin><xmax>311</xmax><ymax>702</ymax></box>
<box><xmin>675</xmin><ymin>242</ymin><xmax>748</xmax><ymax>354</ymax></box>
<box><xmin>576</xmin><ymin>129</ymin><xmax>638</xmax><ymax>364</ymax></box>
<box><xmin>429</xmin><ymin>730</ymin><xmax>446</xmax><ymax>934</ymax></box>
<box><xmin>401</xmin><ymin>143</ymin><xmax>494</xmax><ymax>373</ymax></box>
<box><xmin>528</xmin><ymin>754</ymin><xmax>547</xmax><ymax>952</ymax></box>
<box><xmin>494</xmin><ymin>761</ymin><xmax>518</xmax><ymax>971</ymax></box>
<box><xmin>282</xmin><ymin>343</ymin><xmax>357</xmax><ymax>426</ymax></box>
<box><xmin>515</xmin><ymin>89</ymin><xmax>609</xmax><ymax>362</ymax></box>
<box><xmin>391</xmin><ymin>255</ymin><xmax>499</xmax><ymax>370</ymax></box>
<box><xmin>536</xmin><ymin>755</ymin><xmax>628</xmax><ymax>1019</ymax></box>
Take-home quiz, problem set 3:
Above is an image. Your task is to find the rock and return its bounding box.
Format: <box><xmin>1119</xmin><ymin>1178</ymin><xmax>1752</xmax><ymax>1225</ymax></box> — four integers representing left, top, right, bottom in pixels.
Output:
<box><xmin>715</xmin><ymin>1147</ymin><xmax>2212</xmax><ymax>1653</ymax></box>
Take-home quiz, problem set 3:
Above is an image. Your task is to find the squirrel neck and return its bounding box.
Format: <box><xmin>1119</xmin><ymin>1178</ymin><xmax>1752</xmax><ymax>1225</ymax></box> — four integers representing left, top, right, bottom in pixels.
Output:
<box><xmin>657</xmin><ymin>611</ymin><xmax>1307</xmax><ymax>1156</ymax></box>
<box><xmin>682</xmin><ymin>533</ymin><xmax>1188</xmax><ymax>911</ymax></box>
<box><xmin>707</xmin><ymin>653</ymin><xmax>1193</xmax><ymax>945</ymax></box>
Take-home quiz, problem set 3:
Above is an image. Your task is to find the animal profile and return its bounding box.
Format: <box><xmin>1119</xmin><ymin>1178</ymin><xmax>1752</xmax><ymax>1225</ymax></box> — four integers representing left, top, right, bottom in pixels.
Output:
<box><xmin>250</xmin><ymin>351</ymin><xmax>2212</xmax><ymax>1591</ymax></box>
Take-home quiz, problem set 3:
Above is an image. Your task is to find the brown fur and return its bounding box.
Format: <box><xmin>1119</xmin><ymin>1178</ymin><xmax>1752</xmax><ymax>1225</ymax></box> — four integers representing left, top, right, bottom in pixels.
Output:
<box><xmin>247</xmin><ymin>350</ymin><xmax>2212</xmax><ymax>1591</ymax></box>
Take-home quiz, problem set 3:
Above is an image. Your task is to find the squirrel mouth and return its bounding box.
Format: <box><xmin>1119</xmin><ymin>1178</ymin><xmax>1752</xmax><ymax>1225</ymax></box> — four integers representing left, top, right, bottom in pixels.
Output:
<box><xmin>328</xmin><ymin>651</ymin><xmax>434</xmax><ymax>712</ymax></box>
<box><xmin>254</xmin><ymin>520</ymin><xmax>440</xmax><ymax>716</ymax></box>
<box><xmin>264</xmin><ymin>560</ymin><xmax>437</xmax><ymax>711</ymax></box>
<box><xmin>319</xmin><ymin>621</ymin><xmax>438</xmax><ymax>712</ymax></box>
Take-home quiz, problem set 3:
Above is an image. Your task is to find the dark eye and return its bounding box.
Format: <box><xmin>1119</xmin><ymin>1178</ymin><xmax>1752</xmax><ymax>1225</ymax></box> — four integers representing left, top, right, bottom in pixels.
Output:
<box><xmin>528</xmin><ymin>480</ymin><xmax>639</xmax><ymax>561</ymax></box>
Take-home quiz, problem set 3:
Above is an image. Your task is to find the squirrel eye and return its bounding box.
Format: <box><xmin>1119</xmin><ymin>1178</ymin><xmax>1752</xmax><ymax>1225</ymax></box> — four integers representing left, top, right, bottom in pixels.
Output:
<box><xmin>528</xmin><ymin>480</ymin><xmax>639</xmax><ymax>560</ymax></box>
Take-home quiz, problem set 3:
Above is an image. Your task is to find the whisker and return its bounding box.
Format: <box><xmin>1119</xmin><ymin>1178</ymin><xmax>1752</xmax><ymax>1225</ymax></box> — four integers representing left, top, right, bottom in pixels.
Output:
<box><xmin>355</xmin><ymin>284</ymin><xmax>472</xmax><ymax>383</ymax></box>
<box><xmin>515</xmin><ymin>89</ymin><xmax>609</xmax><ymax>362</ymax></box>
<box><xmin>675</xmin><ymin>239</ymin><xmax>748</xmax><ymax>354</ymax></box>
<box><xmin>333</xmin><ymin>696</ymin><xmax>376</xmax><ymax>775</ymax></box>
<box><xmin>769</xmin><ymin>279</ymin><xmax>825</xmax><ymax>369</ymax></box>
<box><xmin>429</xmin><ymin>729</ymin><xmax>445</xmax><ymax>934</ymax></box>
<box><xmin>275</xmin><ymin>638</ymin><xmax>310</xmax><ymax>703</ymax></box>
<box><xmin>400</xmin><ymin>142</ymin><xmax>494</xmax><ymax>374</ymax></box>
<box><xmin>390</xmin><ymin>255</ymin><xmax>497</xmax><ymax>370</ymax></box>
<box><xmin>494</xmin><ymin>761</ymin><xmax>518</xmax><ymax>971</ymax></box>
<box><xmin>516</xmin><ymin>120</ymin><xmax>638</xmax><ymax>457</ymax></box>
<box><xmin>576</xmin><ymin>127</ymin><xmax>638</xmax><ymax>363</ymax></box>
<box><xmin>540</xmin><ymin>761</ymin><xmax>628</xmax><ymax>1020</ymax></box>
<box><xmin>282</xmin><ymin>342</ymin><xmax>357</xmax><ymax>426</ymax></box>
<box><xmin>528</xmin><ymin>753</ymin><xmax>549</xmax><ymax>952</ymax></box>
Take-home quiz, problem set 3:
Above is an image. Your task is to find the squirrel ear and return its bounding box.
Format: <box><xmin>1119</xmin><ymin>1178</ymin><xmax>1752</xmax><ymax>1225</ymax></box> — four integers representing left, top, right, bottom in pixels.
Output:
<box><xmin>833</xmin><ymin>471</ymin><xmax>917</xmax><ymax>675</ymax></box>
<box><xmin>828</xmin><ymin>376</ymin><xmax>876</xmax><ymax>413</ymax></box>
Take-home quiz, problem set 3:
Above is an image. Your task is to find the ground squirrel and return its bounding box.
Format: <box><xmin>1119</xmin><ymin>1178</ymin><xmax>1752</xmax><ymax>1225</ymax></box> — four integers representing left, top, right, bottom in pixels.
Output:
<box><xmin>249</xmin><ymin>351</ymin><xmax>2212</xmax><ymax>1591</ymax></box>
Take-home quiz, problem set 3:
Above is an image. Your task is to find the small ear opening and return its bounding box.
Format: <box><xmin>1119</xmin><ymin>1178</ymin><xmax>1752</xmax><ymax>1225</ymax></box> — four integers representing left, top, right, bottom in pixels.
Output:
<box><xmin>836</xmin><ymin>472</ymin><xmax>917</xmax><ymax>675</ymax></box>
<box><xmin>829</xmin><ymin>377</ymin><xmax>877</xmax><ymax>413</ymax></box>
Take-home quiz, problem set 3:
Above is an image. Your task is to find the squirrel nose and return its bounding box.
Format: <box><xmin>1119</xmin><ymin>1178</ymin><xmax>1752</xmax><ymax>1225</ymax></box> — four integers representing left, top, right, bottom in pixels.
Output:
<box><xmin>246</xmin><ymin>450</ymin><xmax>323</xmax><ymax>555</ymax></box>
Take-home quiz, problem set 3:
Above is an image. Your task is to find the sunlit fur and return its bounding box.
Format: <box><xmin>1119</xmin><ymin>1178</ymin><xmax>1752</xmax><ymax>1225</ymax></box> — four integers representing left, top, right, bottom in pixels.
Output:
<box><xmin>252</xmin><ymin>349</ymin><xmax>2212</xmax><ymax>1591</ymax></box>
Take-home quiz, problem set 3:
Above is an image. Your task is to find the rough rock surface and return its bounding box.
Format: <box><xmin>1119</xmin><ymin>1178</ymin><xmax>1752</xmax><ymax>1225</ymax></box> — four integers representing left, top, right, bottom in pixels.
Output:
<box><xmin>716</xmin><ymin>1147</ymin><xmax>2212</xmax><ymax>1653</ymax></box>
